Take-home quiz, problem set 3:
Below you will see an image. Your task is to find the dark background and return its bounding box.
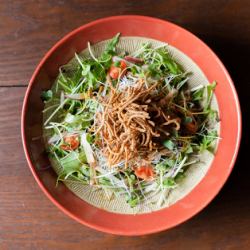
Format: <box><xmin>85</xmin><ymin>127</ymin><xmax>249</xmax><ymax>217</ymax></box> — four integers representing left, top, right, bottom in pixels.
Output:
<box><xmin>0</xmin><ymin>0</ymin><xmax>249</xmax><ymax>249</ymax></box>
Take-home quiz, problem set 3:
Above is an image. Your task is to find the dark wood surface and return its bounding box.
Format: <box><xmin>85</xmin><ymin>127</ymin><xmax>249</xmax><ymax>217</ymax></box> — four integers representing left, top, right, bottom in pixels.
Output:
<box><xmin>1</xmin><ymin>1</ymin><xmax>249</xmax><ymax>249</ymax></box>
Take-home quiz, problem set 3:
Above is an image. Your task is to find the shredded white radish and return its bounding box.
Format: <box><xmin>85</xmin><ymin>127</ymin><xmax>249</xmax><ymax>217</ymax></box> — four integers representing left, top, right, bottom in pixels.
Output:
<box><xmin>65</xmin><ymin>93</ymin><xmax>85</xmax><ymax>100</ymax></box>
<box><xmin>60</xmin><ymin>91</ymin><xmax>65</xmax><ymax>104</ymax></box>
<box><xmin>81</xmin><ymin>132</ymin><xmax>95</xmax><ymax>165</ymax></box>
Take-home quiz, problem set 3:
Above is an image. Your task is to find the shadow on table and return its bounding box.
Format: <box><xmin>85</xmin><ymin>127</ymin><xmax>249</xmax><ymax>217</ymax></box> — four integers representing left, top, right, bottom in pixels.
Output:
<box><xmin>206</xmin><ymin>39</ymin><xmax>250</xmax><ymax>193</ymax></box>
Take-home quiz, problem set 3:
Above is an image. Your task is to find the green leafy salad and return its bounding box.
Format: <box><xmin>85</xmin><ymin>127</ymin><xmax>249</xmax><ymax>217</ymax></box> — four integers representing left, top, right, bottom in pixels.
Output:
<box><xmin>42</xmin><ymin>34</ymin><xmax>219</xmax><ymax>208</ymax></box>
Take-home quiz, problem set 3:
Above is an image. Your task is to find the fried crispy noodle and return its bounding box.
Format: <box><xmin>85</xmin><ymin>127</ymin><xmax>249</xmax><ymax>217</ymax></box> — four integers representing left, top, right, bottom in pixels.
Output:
<box><xmin>92</xmin><ymin>78</ymin><xmax>181</xmax><ymax>168</ymax></box>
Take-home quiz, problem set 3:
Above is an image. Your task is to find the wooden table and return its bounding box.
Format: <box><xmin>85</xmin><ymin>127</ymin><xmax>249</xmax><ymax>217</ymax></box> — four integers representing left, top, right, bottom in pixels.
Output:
<box><xmin>1</xmin><ymin>1</ymin><xmax>249</xmax><ymax>249</ymax></box>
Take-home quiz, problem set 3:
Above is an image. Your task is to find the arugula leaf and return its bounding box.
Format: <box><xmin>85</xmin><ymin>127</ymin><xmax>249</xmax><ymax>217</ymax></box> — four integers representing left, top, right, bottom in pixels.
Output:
<box><xmin>163</xmin><ymin>178</ymin><xmax>176</xmax><ymax>188</ymax></box>
<box><xmin>60</xmin><ymin>151</ymin><xmax>86</xmax><ymax>170</ymax></box>
<box><xmin>55</xmin><ymin>151</ymin><xmax>90</xmax><ymax>183</ymax></box>
<box><xmin>163</xmin><ymin>140</ymin><xmax>175</xmax><ymax>150</ymax></box>
<box><xmin>41</xmin><ymin>90</ymin><xmax>53</xmax><ymax>102</ymax></box>
<box><xmin>104</xmin><ymin>33</ymin><xmax>120</xmax><ymax>55</ymax></box>
<box><xmin>156</xmin><ymin>159</ymin><xmax>175</xmax><ymax>171</ymax></box>
<box><xmin>192</xmin><ymin>88</ymin><xmax>204</xmax><ymax>101</ymax></box>
<box><xmin>74</xmin><ymin>55</ymin><xmax>106</xmax><ymax>89</ymax></box>
<box><xmin>148</xmin><ymin>64</ymin><xmax>162</xmax><ymax>78</ymax></box>
<box><xmin>204</xmin><ymin>81</ymin><xmax>216</xmax><ymax>110</ymax></box>
<box><xmin>207</xmin><ymin>109</ymin><xmax>219</xmax><ymax>122</ymax></box>
<box><xmin>59</xmin><ymin>65</ymin><xmax>83</xmax><ymax>90</ymax></box>
<box><xmin>156</xmin><ymin>48</ymin><xmax>183</xmax><ymax>75</ymax></box>
<box><xmin>126</xmin><ymin>193</ymin><xmax>140</xmax><ymax>208</ymax></box>
<box><xmin>64</xmin><ymin>113</ymin><xmax>92</xmax><ymax>130</ymax></box>
<box><xmin>99</xmin><ymin>33</ymin><xmax>120</xmax><ymax>68</ymax></box>
<box><xmin>199</xmin><ymin>130</ymin><xmax>218</xmax><ymax>152</ymax></box>
<box><xmin>141</xmin><ymin>45</ymin><xmax>183</xmax><ymax>79</ymax></box>
<box><xmin>86</xmin><ymin>133</ymin><xmax>94</xmax><ymax>144</ymax></box>
<box><xmin>76</xmin><ymin>34</ymin><xmax>120</xmax><ymax>89</ymax></box>
<box><xmin>185</xmin><ymin>145</ymin><xmax>193</xmax><ymax>154</ymax></box>
<box><xmin>183</xmin><ymin>116</ymin><xmax>193</xmax><ymax>124</ymax></box>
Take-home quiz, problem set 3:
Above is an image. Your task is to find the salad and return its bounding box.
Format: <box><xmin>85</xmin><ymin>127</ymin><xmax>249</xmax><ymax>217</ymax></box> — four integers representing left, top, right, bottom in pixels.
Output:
<box><xmin>42</xmin><ymin>34</ymin><xmax>219</xmax><ymax>208</ymax></box>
